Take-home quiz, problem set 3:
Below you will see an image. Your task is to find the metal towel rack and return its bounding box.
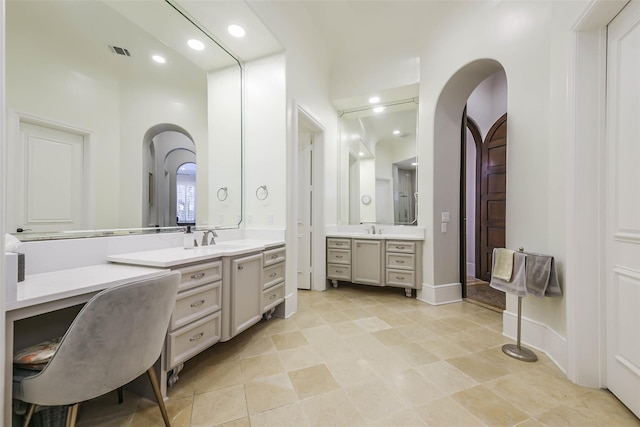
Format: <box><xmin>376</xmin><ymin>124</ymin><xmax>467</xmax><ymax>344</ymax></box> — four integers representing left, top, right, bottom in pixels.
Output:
<box><xmin>502</xmin><ymin>247</ymin><xmax>538</xmax><ymax>362</ymax></box>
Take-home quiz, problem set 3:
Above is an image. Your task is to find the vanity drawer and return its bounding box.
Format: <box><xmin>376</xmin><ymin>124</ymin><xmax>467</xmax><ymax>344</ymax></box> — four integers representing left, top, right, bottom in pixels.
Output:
<box><xmin>263</xmin><ymin>247</ymin><xmax>286</xmax><ymax>267</ymax></box>
<box><xmin>327</xmin><ymin>249</ymin><xmax>351</xmax><ymax>264</ymax></box>
<box><xmin>176</xmin><ymin>260</ymin><xmax>222</xmax><ymax>292</ymax></box>
<box><xmin>327</xmin><ymin>238</ymin><xmax>351</xmax><ymax>249</ymax></box>
<box><xmin>386</xmin><ymin>241</ymin><xmax>416</xmax><ymax>254</ymax></box>
<box><xmin>170</xmin><ymin>281</ymin><xmax>222</xmax><ymax>331</ymax></box>
<box><xmin>262</xmin><ymin>282</ymin><xmax>284</xmax><ymax>312</ymax></box>
<box><xmin>327</xmin><ymin>264</ymin><xmax>351</xmax><ymax>281</ymax></box>
<box><xmin>166</xmin><ymin>311</ymin><xmax>221</xmax><ymax>370</ymax></box>
<box><xmin>262</xmin><ymin>262</ymin><xmax>285</xmax><ymax>289</ymax></box>
<box><xmin>385</xmin><ymin>269</ymin><xmax>416</xmax><ymax>287</ymax></box>
<box><xmin>386</xmin><ymin>253</ymin><xmax>415</xmax><ymax>270</ymax></box>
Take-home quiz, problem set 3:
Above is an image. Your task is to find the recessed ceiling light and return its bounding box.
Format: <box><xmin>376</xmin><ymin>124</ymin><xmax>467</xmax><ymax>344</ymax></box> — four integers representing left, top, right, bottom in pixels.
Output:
<box><xmin>187</xmin><ymin>39</ymin><xmax>205</xmax><ymax>51</ymax></box>
<box><xmin>373</xmin><ymin>106</ymin><xmax>385</xmax><ymax>113</ymax></box>
<box><xmin>228</xmin><ymin>24</ymin><xmax>246</xmax><ymax>38</ymax></box>
<box><xmin>152</xmin><ymin>55</ymin><xmax>166</xmax><ymax>64</ymax></box>
<box><xmin>369</xmin><ymin>96</ymin><xmax>380</xmax><ymax>104</ymax></box>
<box><xmin>393</xmin><ymin>130</ymin><xmax>400</xmax><ymax>135</ymax></box>
<box><xmin>359</xmin><ymin>152</ymin><xmax>365</xmax><ymax>156</ymax></box>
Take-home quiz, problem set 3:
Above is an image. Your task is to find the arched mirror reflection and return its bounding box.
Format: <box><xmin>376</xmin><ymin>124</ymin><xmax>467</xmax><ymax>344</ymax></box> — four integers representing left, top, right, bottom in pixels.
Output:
<box><xmin>5</xmin><ymin>0</ymin><xmax>243</xmax><ymax>239</ymax></box>
<box><xmin>339</xmin><ymin>99</ymin><xmax>418</xmax><ymax>226</ymax></box>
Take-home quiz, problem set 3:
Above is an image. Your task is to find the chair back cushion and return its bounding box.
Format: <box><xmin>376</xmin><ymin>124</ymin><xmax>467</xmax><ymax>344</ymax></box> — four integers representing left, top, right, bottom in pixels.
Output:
<box><xmin>15</xmin><ymin>271</ymin><xmax>180</xmax><ymax>405</ymax></box>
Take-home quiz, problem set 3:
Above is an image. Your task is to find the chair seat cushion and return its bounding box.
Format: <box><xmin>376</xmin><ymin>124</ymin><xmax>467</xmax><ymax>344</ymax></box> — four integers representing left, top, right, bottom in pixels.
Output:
<box><xmin>13</xmin><ymin>338</ymin><xmax>61</xmax><ymax>370</ymax></box>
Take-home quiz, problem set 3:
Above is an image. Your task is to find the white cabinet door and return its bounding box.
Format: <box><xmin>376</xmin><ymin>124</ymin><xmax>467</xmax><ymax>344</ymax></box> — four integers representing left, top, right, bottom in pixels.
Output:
<box><xmin>352</xmin><ymin>239</ymin><xmax>383</xmax><ymax>286</ymax></box>
<box><xmin>231</xmin><ymin>253</ymin><xmax>262</xmax><ymax>337</ymax></box>
<box><xmin>606</xmin><ymin>1</ymin><xmax>640</xmax><ymax>417</ymax></box>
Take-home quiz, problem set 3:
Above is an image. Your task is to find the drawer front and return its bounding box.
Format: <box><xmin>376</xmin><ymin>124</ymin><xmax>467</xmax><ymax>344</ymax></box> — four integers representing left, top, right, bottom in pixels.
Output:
<box><xmin>327</xmin><ymin>264</ymin><xmax>351</xmax><ymax>281</ymax></box>
<box><xmin>263</xmin><ymin>247</ymin><xmax>286</xmax><ymax>267</ymax></box>
<box><xmin>170</xmin><ymin>281</ymin><xmax>222</xmax><ymax>331</ymax></box>
<box><xmin>262</xmin><ymin>262</ymin><xmax>285</xmax><ymax>289</ymax></box>
<box><xmin>385</xmin><ymin>269</ymin><xmax>416</xmax><ymax>287</ymax></box>
<box><xmin>262</xmin><ymin>282</ymin><xmax>285</xmax><ymax>312</ymax></box>
<box><xmin>386</xmin><ymin>253</ymin><xmax>415</xmax><ymax>270</ymax></box>
<box><xmin>327</xmin><ymin>248</ymin><xmax>351</xmax><ymax>264</ymax></box>
<box><xmin>386</xmin><ymin>241</ymin><xmax>416</xmax><ymax>254</ymax></box>
<box><xmin>327</xmin><ymin>238</ymin><xmax>351</xmax><ymax>249</ymax></box>
<box><xmin>176</xmin><ymin>260</ymin><xmax>222</xmax><ymax>292</ymax></box>
<box><xmin>166</xmin><ymin>311</ymin><xmax>221</xmax><ymax>370</ymax></box>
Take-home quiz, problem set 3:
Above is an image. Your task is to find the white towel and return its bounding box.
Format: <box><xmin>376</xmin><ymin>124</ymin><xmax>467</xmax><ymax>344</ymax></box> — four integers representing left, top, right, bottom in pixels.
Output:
<box><xmin>490</xmin><ymin>251</ymin><xmax>527</xmax><ymax>296</ymax></box>
<box><xmin>492</xmin><ymin>248</ymin><xmax>515</xmax><ymax>281</ymax></box>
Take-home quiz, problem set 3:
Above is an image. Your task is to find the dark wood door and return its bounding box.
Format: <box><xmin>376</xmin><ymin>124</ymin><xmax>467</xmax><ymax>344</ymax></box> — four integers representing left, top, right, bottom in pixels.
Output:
<box><xmin>477</xmin><ymin>113</ymin><xmax>507</xmax><ymax>281</ymax></box>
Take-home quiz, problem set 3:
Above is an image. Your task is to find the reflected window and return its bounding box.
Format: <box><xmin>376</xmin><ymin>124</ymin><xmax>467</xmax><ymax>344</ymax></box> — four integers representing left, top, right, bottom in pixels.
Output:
<box><xmin>176</xmin><ymin>162</ymin><xmax>196</xmax><ymax>225</ymax></box>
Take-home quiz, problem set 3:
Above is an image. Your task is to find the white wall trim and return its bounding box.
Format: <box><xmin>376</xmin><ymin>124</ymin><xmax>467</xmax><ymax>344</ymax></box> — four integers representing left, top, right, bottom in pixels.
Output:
<box><xmin>417</xmin><ymin>282</ymin><xmax>462</xmax><ymax>305</ymax></box>
<box><xmin>503</xmin><ymin>309</ymin><xmax>568</xmax><ymax>375</ymax></box>
<box><xmin>565</xmin><ymin>0</ymin><xmax>627</xmax><ymax>388</ymax></box>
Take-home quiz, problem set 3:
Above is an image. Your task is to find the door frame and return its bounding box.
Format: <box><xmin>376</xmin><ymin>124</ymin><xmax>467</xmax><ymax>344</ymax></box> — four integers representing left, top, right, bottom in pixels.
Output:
<box><xmin>567</xmin><ymin>0</ymin><xmax>627</xmax><ymax>387</ymax></box>
<box><xmin>289</xmin><ymin>100</ymin><xmax>326</xmax><ymax>294</ymax></box>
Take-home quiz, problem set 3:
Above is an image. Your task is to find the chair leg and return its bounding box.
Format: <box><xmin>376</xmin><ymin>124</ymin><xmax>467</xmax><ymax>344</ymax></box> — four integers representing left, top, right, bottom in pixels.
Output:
<box><xmin>65</xmin><ymin>404</ymin><xmax>79</xmax><ymax>427</ymax></box>
<box><xmin>22</xmin><ymin>403</ymin><xmax>36</xmax><ymax>427</ymax></box>
<box><xmin>117</xmin><ymin>386</ymin><xmax>124</xmax><ymax>404</ymax></box>
<box><xmin>147</xmin><ymin>367</ymin><xmax>171</xmax><ymax>427</ymax></box>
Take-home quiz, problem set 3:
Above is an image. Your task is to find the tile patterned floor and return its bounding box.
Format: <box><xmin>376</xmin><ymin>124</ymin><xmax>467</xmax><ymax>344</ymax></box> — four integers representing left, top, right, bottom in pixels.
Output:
<box><xmin>77</xmin><ymin>284</ymin><xmax>639</xmax><ymax>427</ymax></box>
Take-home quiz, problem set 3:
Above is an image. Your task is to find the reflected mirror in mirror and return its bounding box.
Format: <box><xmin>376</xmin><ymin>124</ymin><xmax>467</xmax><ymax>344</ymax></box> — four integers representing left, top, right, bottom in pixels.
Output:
<box><xmin>5</xmin><ymin>0</ymin><xmax>243</xmax><ymax>239</ymax></box>
<box><xmin>339</xmin><ymin>99</ymin><xmax>418</xmax><ymax>226</ymax></box>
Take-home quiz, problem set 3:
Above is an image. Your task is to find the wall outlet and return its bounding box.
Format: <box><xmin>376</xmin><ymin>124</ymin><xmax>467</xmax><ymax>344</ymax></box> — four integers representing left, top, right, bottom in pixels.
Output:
<box><xmin>266</xmin><ymin>213</ymin><xmax>274</xmax><ymax>225</ymax></box>
<box><xmin>441</xmin><ymin>222</ymin><xmax>447</xmax><ymax>233</ymax></box>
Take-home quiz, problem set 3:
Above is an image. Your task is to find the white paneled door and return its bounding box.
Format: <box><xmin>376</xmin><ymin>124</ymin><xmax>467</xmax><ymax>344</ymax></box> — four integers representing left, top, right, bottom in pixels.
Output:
<box><xmin>18</xmin><ymin>121</ymin><xmax>86</xmax><ymax>232</ymax></box>
<box><xmin>606</xmin><ymin>0</ymin><xmax>640</xmax><ymax>417</ymax></box>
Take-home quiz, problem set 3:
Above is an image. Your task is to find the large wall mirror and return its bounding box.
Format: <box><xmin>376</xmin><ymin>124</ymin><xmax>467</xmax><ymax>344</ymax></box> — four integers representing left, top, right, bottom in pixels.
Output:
<box><xmin>339</xmin><ymin>99</ymin><xmax>418</xmax><ymax>226</ymax></box>
<box><xmin>5</xmin><ymin>0</ymin><xmax>243</xmax><ymax>239</ymax></box>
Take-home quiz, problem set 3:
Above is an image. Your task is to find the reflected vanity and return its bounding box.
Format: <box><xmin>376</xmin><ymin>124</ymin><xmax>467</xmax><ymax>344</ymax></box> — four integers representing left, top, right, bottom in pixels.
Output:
<box><xmin>5</xmin><ymin>0</ymin><xmax>243</xmax><ymax>239</ymax></box>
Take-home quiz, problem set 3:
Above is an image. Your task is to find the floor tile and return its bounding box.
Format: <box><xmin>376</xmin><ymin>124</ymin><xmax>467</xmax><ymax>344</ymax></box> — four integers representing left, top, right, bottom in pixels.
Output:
<box><xmin>288</xmin><ymin>364</ymin><xmax>341</xmax><ymax>399</ymax></box>
<box><xmin>190</xmin><ymin>385</ymin><xmax>247</xmax><ymax>427</ymax></box>
<box><xmin>452</xmin><ymin>385</ymin><xmax>530</xmax><ymax>427</ymax></box>
<box><xmin>244</xmin><ymin>373</ymin><xmax>298</xmax><ymax>414</ymax></box>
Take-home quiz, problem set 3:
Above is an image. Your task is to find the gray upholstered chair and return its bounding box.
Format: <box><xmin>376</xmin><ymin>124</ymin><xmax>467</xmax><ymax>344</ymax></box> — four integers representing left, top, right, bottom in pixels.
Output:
<box><xmin>13</xmin><ymin>271</ymin><xmax>181</xmax><ymax>427</ymax></box>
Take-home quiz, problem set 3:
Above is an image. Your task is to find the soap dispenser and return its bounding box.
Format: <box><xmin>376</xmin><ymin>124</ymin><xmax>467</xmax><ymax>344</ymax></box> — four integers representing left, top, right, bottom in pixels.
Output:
<box><xmin>184</xmin><ymin>226</ymin><xmax>194</xmax><ymax>249</ymax></box>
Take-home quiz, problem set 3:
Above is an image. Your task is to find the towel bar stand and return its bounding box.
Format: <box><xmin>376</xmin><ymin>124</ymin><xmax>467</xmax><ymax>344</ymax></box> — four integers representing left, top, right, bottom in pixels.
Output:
<box><xmin>502</xmin><ymin>296</ymin><xmax>537</xmax><ymax>362</ymax></box>
<box><xmin>502</xmin><ymin>247</ymin><xmax>537</xmax><ymax>362</ymax></box>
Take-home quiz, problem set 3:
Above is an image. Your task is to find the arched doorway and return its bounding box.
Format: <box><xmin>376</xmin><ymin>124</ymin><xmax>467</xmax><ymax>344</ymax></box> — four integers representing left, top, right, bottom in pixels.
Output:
<box><xmin>142</xmin><ymin>124</ymin><xmax>196</xmax><ymax>228</ymax></box>
<box><xmin>421</xmin><ymin>58</ymin><xmax>506</xmax><ymax>306</ymax></box>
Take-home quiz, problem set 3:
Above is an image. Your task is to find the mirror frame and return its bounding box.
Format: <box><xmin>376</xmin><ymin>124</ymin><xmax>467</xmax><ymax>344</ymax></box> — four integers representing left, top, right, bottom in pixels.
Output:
<box><xmin>337</xmin><ymin>98</ymin><xmax>419</xmax><ymax>226</ymax></box>
<box><xmin>6</xmin><ymin>0</ymin><xmax>245</xmax><ymax>241</ymax></box>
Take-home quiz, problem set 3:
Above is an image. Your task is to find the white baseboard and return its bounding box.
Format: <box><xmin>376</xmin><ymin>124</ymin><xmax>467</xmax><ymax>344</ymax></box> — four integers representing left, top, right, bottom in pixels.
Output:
<box><xmin>417</xmin><ymin>282</ymin><xmax>462</xmax><ymax>305</ymax></box>
<box><xmin>279</xmin><ymin>292</ymin><xmax>297</xmax><ymax>318</ymax></box>
<box><xmin>502</xmin><ymin>310</ymin><xmax>568</xmax><ymax>374</ymax></box>
<box><xmin>466</xmin><ymin>262</ymin><xmax>475</xmax><ymax>277</ymax></box>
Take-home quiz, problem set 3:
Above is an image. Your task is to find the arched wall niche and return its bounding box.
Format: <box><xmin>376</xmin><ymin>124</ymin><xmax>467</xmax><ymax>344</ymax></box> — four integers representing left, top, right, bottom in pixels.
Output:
<box><xmin>420</xmin><ymin>58</ymin><xmax>506</xmax><ymax>298</ymax></box>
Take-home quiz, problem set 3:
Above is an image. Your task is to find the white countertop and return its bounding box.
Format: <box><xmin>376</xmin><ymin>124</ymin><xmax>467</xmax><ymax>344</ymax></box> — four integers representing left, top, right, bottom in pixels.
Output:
<box><xmin>107</xmin><ymin>239</ymin><xmax>285</xmax><ymax>268</ymax></box>
<box><xmin>326</xmin><ymin>232</ymin><xmax>424</xmax><ymax>241</ymax></box>
<box><xmin>7</xmin><ymin>264</ymin><xmax>169</xmax><ymax>312</ymax></box>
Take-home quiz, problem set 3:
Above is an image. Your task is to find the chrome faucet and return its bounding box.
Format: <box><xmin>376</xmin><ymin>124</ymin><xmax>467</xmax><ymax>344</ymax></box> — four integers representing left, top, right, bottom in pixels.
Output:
<box><xmin>371</xmin><ymin>224</ymin><xmax>376</xmax><ymax>234</ymax></box>
<box><xmin>201</xmin><ymin>229</ymin><xmax>218</xmax><ymax>246</ymax></box>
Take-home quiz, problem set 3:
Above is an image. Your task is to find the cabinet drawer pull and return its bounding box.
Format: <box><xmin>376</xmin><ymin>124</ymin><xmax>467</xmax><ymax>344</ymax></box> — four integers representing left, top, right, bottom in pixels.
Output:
<box><xmin>190</xmin><ymin>332</ymin><xmax>204</xmax><ymax>342</ymax></box>
<box><xmin>336</xmin><ymin>243</ymin><xmax>343</xmax><ymax>246</ymax></box>
<box><xmin>190</xmin><ymin>299</ymin><xmax>205</xmax><ymax>308</ymax></box>
<box><xmin>336</xmin><ymin>255</ymin><xmax>343</xmax><ymax>259</ymax></box>
<box><xmin>397</xmin><ymin>246</ymin><xmax>405</xmax><ymax>250</ymax></box>
<box><xmin>395</xmin><ymin>260</ymin><xmax>405</xmax><ymax>264</ymax></box>
<box><xmin>396</xmin><ymin>276</ymin><xmax>406</xmax><ymax>280</ymax></box>
<box><xmin>238</xmin><ymin>265</ymin><xmax>244</xmax><ymax>270</ymax></box>
<box><xmin>271</xmin><ymin>254</ymin><xmax>278</xmax><ymax>259</ymax></box>
<box><xmin>336</xmin><ymin>270</ymin><xmax>343</xmax><ymax>273</ymax></box>
<box><xmin>269</xmin><ymin>294</ymin><xmax>277</xmax><ymax>300</ymax></box>
<box><xmin>190</xmin><ymin>272</ymin><xmax>205</xmax><ymax>280</ymax></box>
<box><xmin>269</xmin><ymin>272</ymin><xmax>277</xmax><ymax>278</ymax></box>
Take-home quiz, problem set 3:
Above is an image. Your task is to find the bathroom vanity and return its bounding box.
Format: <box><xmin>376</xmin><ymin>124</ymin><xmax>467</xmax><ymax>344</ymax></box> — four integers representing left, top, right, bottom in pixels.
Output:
<box><xmin>326</xmin><ymin>232</ymin><xmax>423</xmax><ymax>297</ymax></box>
<box><xmin>106</xmin><ymin>240</ymin><xmax>286</xmax><ymax>387</ymax></box>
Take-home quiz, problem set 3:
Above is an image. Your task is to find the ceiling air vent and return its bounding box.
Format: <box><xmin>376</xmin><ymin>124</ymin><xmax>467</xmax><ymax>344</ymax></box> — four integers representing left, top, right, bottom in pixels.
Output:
<box><xmin>109</xmin><ymin>45</ymin><xmax>131</xmax><ymax>57</ymax></box>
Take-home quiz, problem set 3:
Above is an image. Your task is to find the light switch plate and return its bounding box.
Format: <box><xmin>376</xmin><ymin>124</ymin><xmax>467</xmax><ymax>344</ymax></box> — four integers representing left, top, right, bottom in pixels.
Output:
<box><xmin>441</xmin><ymin>212</ymin><xmax>450</xmax><ymax>222</ymax></box>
